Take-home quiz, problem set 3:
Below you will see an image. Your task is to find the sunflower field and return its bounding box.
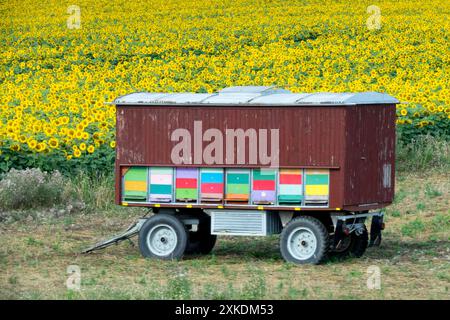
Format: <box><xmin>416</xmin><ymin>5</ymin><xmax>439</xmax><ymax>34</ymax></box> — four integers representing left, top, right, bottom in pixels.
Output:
<box><xmin>1</xmin><ymin>0</ymin><xmax>449</xmax><ymax>175</ymax></box>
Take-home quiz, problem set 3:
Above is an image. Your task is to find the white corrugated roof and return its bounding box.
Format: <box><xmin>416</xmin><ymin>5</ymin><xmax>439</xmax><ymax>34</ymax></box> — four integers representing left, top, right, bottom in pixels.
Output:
<box><xmin>113</xmin><ymin>86</ymin><xmax>399</xmax><ymax>105</ymax></box>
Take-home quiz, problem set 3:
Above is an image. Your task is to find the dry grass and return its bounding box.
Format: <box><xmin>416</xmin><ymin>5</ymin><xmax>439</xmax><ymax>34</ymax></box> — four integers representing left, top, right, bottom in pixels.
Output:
<box><xmin>0</xmin><ymin>172</ymin><xmax>448</xmax><ymax>300</ymax></box>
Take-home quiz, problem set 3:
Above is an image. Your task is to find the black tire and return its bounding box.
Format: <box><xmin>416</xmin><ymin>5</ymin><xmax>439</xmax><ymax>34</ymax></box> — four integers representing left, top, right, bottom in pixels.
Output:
<box><xmin>280</xmin><ymin>216</ymin><xmax>329</xmax><ymax>265</ymax></box>
<box><xmin>331</xmin><ymin>226</ymin><xmax>369</xmax><ymax>258</ymax></box>
<box><xmin>138</xmin><ymin>214</ymin><xmax>188</xmax><ymax>260</ymax></box>
<box><xmin>185</xmin><ymin>215</ymin><xmax>217</xmax><ymax>255</ymax></box>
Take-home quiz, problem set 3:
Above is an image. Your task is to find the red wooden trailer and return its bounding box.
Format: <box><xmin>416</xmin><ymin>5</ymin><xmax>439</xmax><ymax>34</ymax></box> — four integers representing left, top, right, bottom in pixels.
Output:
<box><xmin>84</xmin><ymin>86</ymin><xmax>398</xmax><ymax>264</ymax></box>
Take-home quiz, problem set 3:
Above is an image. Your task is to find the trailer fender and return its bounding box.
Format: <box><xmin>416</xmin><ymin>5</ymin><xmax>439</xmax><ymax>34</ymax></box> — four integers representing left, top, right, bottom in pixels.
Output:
<box><xmin>331</xmin><ymin>211</ymin><xmax>384</xmax><ymax>249</ymax></box>
<box><xmin>278</xmin><ymin>211</ymin><xmax>294</xmax><ymax>227</ymax></box>
<box><xmin>369</xmin><ymin>215</ymin><xmax>384</xmax><ymax>247</ymax></box>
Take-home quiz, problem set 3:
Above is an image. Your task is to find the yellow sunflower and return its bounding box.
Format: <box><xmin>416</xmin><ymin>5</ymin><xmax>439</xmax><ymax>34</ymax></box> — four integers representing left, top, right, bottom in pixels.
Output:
<box><xmin>73</xmin><ymin>149</ymin><xmax>81</xmax><ymax>158</ymax></box>
<box><xmin>28</xmin><ymin>139</ymin><xmax>38</xmax><ymax>149</ymax></box>
<box><xmin>10</xmin><ymin>144</ymin><xmax>20</xmax><ymax>151</ymax></box>
<box><xmin>48</xmin><ymin>138</ymin><xmax>59</xmax><ymax>149</ymax></box>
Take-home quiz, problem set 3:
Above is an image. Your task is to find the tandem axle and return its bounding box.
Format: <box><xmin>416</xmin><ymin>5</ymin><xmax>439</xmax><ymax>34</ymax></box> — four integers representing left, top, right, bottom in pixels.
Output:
<box><xmin>82</xmin><ymin>209</ymin><xmax>384</xmax><ymax>265</ymax></box>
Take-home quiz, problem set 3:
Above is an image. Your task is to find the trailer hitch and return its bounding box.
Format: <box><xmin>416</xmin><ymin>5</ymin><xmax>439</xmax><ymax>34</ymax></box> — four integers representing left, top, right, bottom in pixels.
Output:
<box><xmin>81</xmin><ymin>218</ymin><xmax>147</xmax><ymax>254</ymax></box>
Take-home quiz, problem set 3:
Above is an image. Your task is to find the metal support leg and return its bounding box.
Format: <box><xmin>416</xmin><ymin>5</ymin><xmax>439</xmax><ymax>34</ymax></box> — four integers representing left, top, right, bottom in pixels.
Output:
<box><xmin>369</xmin><ymin>215</ymin><xmax>384</xmax><ymax>247</ymax></box>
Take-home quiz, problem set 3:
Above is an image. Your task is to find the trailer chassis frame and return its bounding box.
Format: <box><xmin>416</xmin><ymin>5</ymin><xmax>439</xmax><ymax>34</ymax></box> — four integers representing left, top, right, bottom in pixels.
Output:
<box><xmin>82</xmin><ymin>210</ymin><xmax>384</xmax><ymax>254</ymax></box>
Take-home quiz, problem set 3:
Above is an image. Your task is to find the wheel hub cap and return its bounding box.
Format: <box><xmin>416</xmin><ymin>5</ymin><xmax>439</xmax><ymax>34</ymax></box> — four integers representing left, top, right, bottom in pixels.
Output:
<box><xmin>287</xmin><ymin>227</ymin><xmax>318</xmax><ymax>260</ymax></box>
<box><xmin>147</xmin><ymin>224</ymin><xmax>178</xmax><ymax>256</ymax></box>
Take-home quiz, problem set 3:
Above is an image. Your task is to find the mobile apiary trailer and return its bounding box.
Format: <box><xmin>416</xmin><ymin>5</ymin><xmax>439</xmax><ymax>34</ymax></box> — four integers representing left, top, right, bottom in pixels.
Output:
<box><xmin>84</xmin><ymin>86</ymin><xmax>398</xmax><ymax>264</ymax></box>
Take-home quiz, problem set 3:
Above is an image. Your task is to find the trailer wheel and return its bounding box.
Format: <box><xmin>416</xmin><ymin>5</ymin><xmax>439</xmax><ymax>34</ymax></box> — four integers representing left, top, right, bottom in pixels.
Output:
<box><xmin>280</xmin><ymin>216</ymin><xmax>329</xmax><ymax>265</ymax></box>
<box><xmin>138</xmin><ymin>214</ymin><xmax>188</xmax><ymax>260</ymax></box>
<box><xmin>332</xmin><ymin>227</ymin><xmax>369</xmax><ymax>258</ymax></box>
<box><xmin>185</xmin><ymin>215</ymin><xmax>217</xmax><ymax>255</ymax></box>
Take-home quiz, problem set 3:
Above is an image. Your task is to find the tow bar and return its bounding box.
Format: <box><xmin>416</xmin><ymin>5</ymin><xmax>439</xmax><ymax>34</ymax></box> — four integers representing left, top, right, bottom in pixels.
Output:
<box><xmin>81</xmin><ymin>218</ymin><xmax>147</xmax><ymax>254</ymax></box>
